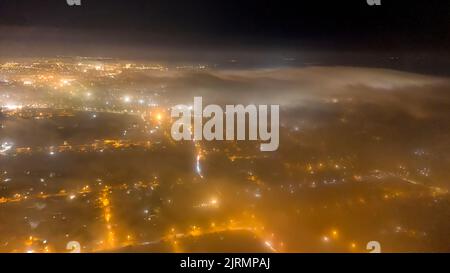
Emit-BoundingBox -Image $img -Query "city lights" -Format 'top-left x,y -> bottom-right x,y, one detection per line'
0,57 -> 448,254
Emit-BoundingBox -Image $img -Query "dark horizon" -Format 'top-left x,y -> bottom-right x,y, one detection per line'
0,0 -> 449,52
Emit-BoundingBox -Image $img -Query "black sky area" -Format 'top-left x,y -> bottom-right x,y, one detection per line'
1,0 -> 449,49
0,0 -> 449,75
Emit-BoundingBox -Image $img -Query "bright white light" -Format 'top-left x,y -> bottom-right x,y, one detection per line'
264,241 -> 276,251
3,104 -> 22,110
60,79 -> 72,86
123,96 -> 131,103
0,142 -> 13,154
196,154 -> 203,178
210,198 -> 218,205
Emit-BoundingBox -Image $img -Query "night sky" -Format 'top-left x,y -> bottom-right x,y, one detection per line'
0,0 -> 449,49
0,0 -> 449,74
